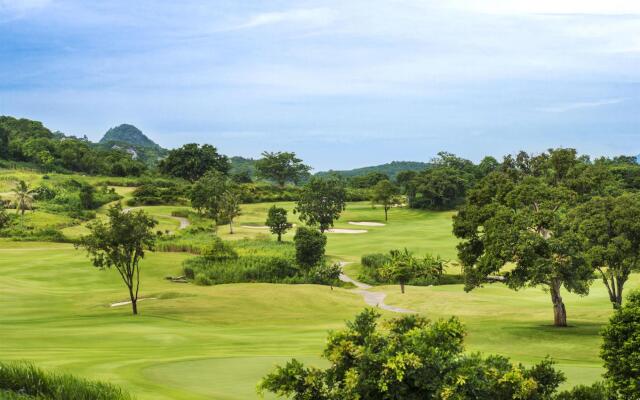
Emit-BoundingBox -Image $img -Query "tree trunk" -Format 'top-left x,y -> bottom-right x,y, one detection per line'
277,232 -> 282,242
550,279 -> 567,327
128,287 -> 138,315
400,282 -> 405,294
384,206 -> 388,221
229,221 -> 234,234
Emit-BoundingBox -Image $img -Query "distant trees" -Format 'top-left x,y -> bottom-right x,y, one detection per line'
260,309 -> 566,399
266,205 -> 292,242
349,172 -> 389,189
601,290 -> 640,399
454,149 -> 598,327
370,180 -> 400,221
571,194 -> 640,309
295,176 -> 346,233
159,143 -> 230,182
294,227 -> 326,269
255,151 -> 311,187
77,205 -> 157,315
0,126 -> 9,159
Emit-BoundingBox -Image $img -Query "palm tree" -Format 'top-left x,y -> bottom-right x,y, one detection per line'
12,180 -> 34,228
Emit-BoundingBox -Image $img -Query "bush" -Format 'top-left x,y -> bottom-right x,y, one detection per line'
0,361 -> 132,400
127,181 -> 187,206
360,251 -> 452,286
184,255 -> 299,285
294,227 -> 326,269
554,382 -> 612,400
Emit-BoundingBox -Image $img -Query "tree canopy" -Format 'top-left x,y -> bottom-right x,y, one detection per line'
255,151 -> 311,187
159,143 -> 230,182
294,176 -> 346,233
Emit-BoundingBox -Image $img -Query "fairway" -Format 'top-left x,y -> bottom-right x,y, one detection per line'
1,201 -> 636,398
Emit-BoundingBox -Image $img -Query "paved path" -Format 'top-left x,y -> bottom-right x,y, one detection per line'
124,208 -> 190,231
338,262 -> 415,314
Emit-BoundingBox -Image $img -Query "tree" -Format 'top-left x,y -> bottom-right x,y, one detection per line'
294,227 -> 326,269
79,184 -> 95,210
601,290 -> 640,399
380,249 -> 443,293
265,205 -> 292,242
259,309 -> 565,399
396,170 -> 418,207
12,180 -> 34,227
571,194 -> 640,309
0,126 -> 8,158
349,172 -> 389,189
255,151 -> 311,187
454,149 -> 597,327
294,176 -> 346,233
159,143 -> 230,182
413,166 -> 468,209
370,180 -> 400,221
0,200 -> 10,230
219,183 -> 242,234
77,204 -> 157,315
188,170 -> 228,221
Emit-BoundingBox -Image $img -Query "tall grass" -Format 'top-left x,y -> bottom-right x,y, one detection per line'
0,361 -> 132,400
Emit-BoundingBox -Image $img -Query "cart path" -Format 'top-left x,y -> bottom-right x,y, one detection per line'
338,262 -> 415,314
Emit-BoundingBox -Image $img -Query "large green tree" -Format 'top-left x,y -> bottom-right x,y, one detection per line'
188,170 -> 228,221
255,151 -> 311,187
571,194 -> 640,309
77,204 -> 157,315
219,182 -> 242,234
453,149 -> 597,327
601,290 -> 640,399
370,180 -> 400,221
159,143 -> 230,182
259,309 -> 565,399
294,176 -> 346,233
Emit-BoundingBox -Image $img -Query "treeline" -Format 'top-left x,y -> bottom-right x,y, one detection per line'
0,117 -> 146,176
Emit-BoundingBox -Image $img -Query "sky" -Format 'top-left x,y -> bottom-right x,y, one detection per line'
1,0 -> 639,171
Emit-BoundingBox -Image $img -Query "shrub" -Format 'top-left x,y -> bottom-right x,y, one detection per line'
294,227 -> 326,269
127,181 -> 187,206
554,382 -> 612,400
0,361 -> 132,400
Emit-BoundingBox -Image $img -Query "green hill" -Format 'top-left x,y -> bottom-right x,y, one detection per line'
316,161 -> 429,180
99,124 -> 161,149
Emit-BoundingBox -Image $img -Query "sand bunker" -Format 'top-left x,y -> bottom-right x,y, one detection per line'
349,221 -> 386,227
110,298 -> 156,307
326,228 -> 368,234
241,225 -> 269,229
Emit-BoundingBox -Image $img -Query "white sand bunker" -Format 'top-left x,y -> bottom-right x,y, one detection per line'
110,298 -> 156,307
349,221 -> 386,227
326,228 -> 368,234
241,225 -> 269,229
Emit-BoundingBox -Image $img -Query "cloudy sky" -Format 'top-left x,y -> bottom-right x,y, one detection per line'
1,0 -> 639,170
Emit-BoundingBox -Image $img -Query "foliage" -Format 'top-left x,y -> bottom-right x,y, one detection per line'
453,149 -> 601,327
255,151 -> 311,187
76,204 -> 157,315
0,201 -> 9,230
0,361 -> 132,400
601,290 -> 640,399
259,310 -> 565,399
554,382 -> 612,400
100,124 -> 161,149
380,249 -> 444,293
188,170 -> 228,220
219,182 -> 243,233
295,175 -> 347,232
127,180 -> 187,206
349,172 -> 389,189
570,194 -> 640,308
78,184 -> 95,210
159,143 -> 230,181
370,180 -> 401,221
294,227 -> 327,269
265,205 -> 292,241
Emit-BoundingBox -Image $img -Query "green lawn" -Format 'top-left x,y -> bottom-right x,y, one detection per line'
1,199 -> 635,398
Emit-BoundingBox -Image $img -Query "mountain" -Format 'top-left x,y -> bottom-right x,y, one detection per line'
99,124 -> 167,165
99,124 -> 161,149
316,161 -> 429,180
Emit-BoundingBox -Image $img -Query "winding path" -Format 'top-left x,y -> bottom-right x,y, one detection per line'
124,208 -> 190,231
338,262 -> 415,314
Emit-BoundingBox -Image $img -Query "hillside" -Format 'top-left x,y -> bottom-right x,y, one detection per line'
99,124 -> 161,149
316,161 -> 429,180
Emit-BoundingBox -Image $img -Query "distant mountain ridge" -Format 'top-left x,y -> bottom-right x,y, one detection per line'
316,161 -> 429,179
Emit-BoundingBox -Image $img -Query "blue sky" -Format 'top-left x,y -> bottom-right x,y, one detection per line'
1,0 -> 639,170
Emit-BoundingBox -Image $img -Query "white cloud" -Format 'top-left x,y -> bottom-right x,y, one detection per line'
537,98 -> 624,113
233,8 -> 334,30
